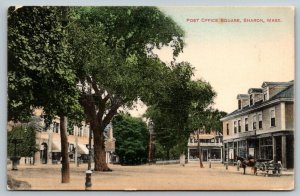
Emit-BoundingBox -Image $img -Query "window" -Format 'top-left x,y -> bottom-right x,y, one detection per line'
263,93 -> 267,101
53,122 -> 59,133
259,137 -> 273,160
234,121 -> 237,133
258,114 -> 263,129
226,123 -> 229,135
245,118 -> 248,131
238,120 -> 241,132
79,127 -> 82,137
250,95 -> 253,106
253,115 -> 257,130
238,100 -> 241,110
270,109 -> 276,127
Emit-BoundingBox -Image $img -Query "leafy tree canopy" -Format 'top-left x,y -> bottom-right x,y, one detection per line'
144,62 -> 216,159
68,6 -> 185,130
8,6 -> 84,124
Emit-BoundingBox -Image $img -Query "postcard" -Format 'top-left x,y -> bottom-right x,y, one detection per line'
7,6 -> 294,190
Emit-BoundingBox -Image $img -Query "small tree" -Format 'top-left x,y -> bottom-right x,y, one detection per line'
8,125 -> 37,158
113,115 -> 148,165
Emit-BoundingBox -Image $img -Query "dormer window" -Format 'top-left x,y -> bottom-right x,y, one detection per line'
238,100 -> 241,110
263,93 -> 267,101
250,95 -> 253,106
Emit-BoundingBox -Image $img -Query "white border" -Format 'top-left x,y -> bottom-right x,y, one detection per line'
0,1 -> 298,196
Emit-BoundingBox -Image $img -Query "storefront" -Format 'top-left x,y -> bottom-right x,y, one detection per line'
224,132 -> 293,169
188,147 -> 222,162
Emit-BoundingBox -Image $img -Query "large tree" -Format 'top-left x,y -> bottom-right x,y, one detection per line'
8,6 -> 83,183
68,7 -> 185,171
144,62 -> 216,160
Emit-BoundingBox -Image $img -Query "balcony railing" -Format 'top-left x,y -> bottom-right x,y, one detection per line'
188,142 -> 223,147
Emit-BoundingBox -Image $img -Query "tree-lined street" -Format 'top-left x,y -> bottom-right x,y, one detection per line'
7,6 -> 294,191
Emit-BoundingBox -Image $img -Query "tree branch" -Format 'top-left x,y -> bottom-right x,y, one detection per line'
79,94 -> 97,123
101,101 -> 123,130
86,76 -> 101,99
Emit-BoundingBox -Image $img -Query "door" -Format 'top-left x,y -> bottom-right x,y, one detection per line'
203,149 -> 208,161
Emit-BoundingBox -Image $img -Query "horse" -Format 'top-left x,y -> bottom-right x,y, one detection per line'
236,156 -> 257,175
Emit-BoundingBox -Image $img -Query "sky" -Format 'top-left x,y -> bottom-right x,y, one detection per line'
147,6 -> 294,114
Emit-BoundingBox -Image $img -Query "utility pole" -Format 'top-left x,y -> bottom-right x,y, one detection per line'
85,83 -> 92,190
148,120 -> 154,164
75,126 -> 78,167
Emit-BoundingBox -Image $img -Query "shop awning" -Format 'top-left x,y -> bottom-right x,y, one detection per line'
52,141 -> 61,152
77,144 -> 89,155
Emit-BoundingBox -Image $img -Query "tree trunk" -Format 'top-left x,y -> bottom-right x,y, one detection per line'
197,130 -> 204,168
166,149 -> 170,160
93,126 -> 111,171
60,116 -> 70,183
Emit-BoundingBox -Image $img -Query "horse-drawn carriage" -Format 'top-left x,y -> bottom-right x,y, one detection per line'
236,156 -> 282,177
254,159 -> 282,177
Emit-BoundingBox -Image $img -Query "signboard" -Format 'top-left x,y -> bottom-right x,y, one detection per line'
105,139 -> 115,152
249,148 -> 255,156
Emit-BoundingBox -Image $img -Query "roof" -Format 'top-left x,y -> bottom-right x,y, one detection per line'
221,82 -> 294,121
271,84 -> 294,100
237,94 -> 249,99
248,88 -> 263,94
262,81 -> 293,88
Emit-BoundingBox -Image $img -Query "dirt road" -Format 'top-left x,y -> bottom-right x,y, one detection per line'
7,162 -> 294,190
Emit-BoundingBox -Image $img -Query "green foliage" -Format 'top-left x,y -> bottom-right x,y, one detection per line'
112,115 -> 148,165
68,7 -> 185,131
145,62 -> 216,159
7,125 -> 37,157
8,6 -> 84,123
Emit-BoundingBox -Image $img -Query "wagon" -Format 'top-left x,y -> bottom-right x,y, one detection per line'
254,159 -> 282,177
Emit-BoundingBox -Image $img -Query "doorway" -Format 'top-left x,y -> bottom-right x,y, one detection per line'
40,143 -> 48,164
203,149 -> 208,161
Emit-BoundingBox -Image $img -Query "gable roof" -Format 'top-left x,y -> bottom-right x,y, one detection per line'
237,94 -> 249,99
248,88 -> 263,94
270,84 -> 294,100
262,81 -> 293,88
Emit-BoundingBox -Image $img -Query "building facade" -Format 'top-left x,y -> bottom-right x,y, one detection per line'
187,130 -> 223,162
221,81 -> 294,169
28,111 -> 116,165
